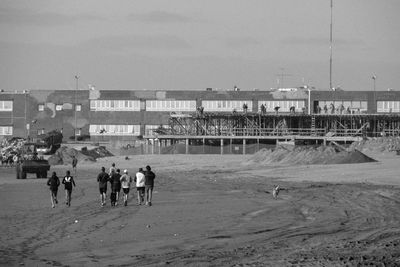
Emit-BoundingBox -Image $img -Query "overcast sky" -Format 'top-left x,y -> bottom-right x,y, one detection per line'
1,0 -> 399,91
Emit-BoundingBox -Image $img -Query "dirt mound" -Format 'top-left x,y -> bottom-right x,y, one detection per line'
246,146 -> 377,165
349,137 -> 400,154
48,146 -> 113,165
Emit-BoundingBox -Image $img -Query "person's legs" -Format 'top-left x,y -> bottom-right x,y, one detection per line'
148,187 -> 153,206
54,190 -> 58,204
103,188 -> 107,205
50,191 -> 55,208
67,190 -> 72,206
137,189 -> 141,204
65,190 -> 69,205
115,188 -> 120,205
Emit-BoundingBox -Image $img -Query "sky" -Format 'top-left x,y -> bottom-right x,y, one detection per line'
0,0 -> 399,91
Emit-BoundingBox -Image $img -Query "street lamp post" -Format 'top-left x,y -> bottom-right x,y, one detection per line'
74,75 -> 79,142
307,87 -> 311,115
372,75 -> 377,136
372,75 -> 377,112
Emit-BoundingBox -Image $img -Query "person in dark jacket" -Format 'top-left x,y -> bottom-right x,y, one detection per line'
62,170 -> 76,207
97,166 -> 110,207
144,165 -> 156,206
47,171 -> 60,208
110,169 -> 122,206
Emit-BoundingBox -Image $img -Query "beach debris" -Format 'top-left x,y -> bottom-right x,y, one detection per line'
272,185 -> 280,199
74,219 -> 79,223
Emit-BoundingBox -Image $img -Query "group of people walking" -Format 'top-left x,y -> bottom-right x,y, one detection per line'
46,170 -> 76,208
98,163 -> 156,207
46,162 -> 156,208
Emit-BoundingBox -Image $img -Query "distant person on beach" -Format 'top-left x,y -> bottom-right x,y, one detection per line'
72,156 -> 78,174
120,169 -> 133,206
135,168 -> 145,205
62,170 -> 76,207
97,166 -> 110,207
109,163 -> 116,176
110,168 -> 122,206
144,165 -> 156,206
47,171 -> 60,208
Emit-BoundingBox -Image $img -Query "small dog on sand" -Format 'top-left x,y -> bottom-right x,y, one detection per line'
272,185 -> 280,199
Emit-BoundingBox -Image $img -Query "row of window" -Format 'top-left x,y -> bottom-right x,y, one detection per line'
258,101 -> 305,112
146,100 -> 196,111
0,101 -> 13,111
4,99 -> 400,114
89,124 -> 141,136
318,101 -> 368,111
377,101 -> 400,112
202,100 -> 252,112
90,100 -> 141,111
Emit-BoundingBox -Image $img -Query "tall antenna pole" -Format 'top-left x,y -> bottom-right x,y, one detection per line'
329,0 -> 333,90
74,75 -> 79,142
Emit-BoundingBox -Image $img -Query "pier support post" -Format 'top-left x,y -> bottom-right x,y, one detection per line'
243,139 -> 246,155
186,138 -> 189,154
202,138 -> 205,154
220,139 -> 224,155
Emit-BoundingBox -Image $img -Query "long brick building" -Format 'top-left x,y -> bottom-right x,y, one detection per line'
1,88 -> 400,142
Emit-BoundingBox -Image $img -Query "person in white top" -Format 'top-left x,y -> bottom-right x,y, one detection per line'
120,169 -> 132,206
135,168 -> 145,205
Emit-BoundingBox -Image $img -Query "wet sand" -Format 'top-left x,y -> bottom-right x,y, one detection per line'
1,153 -> 400,266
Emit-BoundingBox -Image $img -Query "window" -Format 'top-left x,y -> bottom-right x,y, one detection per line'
202,100 -> 252,112
258,100 -> 305,112
75,104 -> 82,111
38,104 -> 45,111
145,125 -> 170,136
89,100 -> 140,111
37,129 -> 45,135
0,101 -> 13,111
89,124 -> 141,136
145,100 -> 196,112
56,105 -> 63,111
0,126 -> 13,135
377,101 -> 400,113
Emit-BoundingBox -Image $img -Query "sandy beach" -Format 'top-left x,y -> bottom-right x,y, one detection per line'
1,150 -> 400,266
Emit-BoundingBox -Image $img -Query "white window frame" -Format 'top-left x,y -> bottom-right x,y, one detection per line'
0,126 -> 13,135
90,100 -> 140,111
89,124 -> 141,136
145,100 -> 196,112
0,101 -> 13,111
377,101 -> 400,113
38,104 -> 45,111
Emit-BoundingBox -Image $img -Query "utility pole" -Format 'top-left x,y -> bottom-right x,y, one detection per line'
372,75 -> 377,135
329,0 -> 333,90
74,75 -> 79,142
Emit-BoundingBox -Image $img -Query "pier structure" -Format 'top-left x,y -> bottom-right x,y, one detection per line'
143,112 -> 400,154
